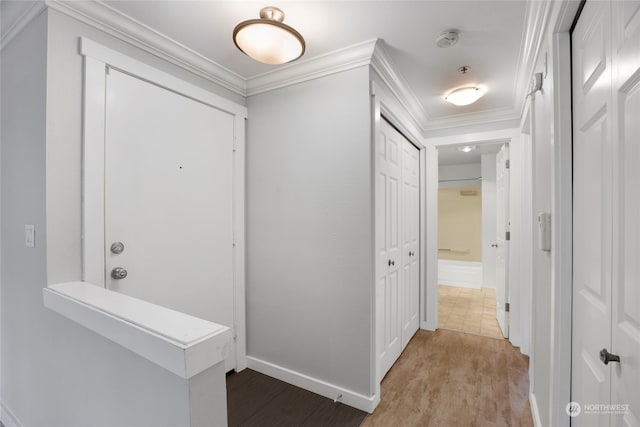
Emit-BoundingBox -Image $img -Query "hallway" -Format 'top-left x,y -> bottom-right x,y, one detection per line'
438,285 -> 504,339
362,330 -> 531,427
227,329 -> 531,426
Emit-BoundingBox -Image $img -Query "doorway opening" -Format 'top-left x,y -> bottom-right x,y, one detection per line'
436,142 -> 508,340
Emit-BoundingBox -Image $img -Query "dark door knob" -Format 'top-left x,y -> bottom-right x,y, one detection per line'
491,243 -> 498,248
600,348 -> 620,365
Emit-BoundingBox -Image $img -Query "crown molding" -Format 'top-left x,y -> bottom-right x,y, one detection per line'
246,39 -> 377,96
512,0 -> 554,117
3,0 -> 537,136
423,106 -> 520,132
0,0 -> 47,51
370,40 -> 428,132
44,0 -> 247,96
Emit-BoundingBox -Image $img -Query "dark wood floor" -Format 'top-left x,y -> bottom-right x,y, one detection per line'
226,369 -> 367,427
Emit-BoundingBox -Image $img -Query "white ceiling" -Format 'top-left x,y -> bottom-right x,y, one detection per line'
437,141 -> 504,165
1,0 -> 532,132
100,0 -> 529,130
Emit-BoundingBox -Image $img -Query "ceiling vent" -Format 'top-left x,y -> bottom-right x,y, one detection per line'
436,30 -> 459,48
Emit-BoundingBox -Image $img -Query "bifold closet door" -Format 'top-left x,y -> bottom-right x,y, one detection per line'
401,140 -> 420,349
377,118 -> 421,380
376,119 -> 403,380
104,68 -> 236,371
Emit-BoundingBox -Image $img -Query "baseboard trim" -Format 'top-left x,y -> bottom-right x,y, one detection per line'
1,400 -> 22,427
246,356 -> 378,413
529,391 -> 542,427
438,260 -> 483,288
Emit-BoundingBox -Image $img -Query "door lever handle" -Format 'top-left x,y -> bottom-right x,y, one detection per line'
600,348 -> 620,365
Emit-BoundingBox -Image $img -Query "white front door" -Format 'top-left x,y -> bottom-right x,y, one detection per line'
572,1 -> 640,425
104,68 -> 236,371
376,119 -> 403,380
495,144 -> 510,338
401,140 -> 420,349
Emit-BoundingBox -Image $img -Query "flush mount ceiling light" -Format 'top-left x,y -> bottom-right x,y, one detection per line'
444,86 -> 486,106
233,6 -> 305,65
458,145 -> 477,153
443,65 -> 487,106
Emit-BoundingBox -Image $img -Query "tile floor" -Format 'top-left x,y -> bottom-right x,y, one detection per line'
438,285 -> 504,340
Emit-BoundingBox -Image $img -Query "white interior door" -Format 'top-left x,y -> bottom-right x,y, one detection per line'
572,2 -> 640,424
104,68 -> 236,371
611,1 -> 640,425
495,144 -> 509,338
401,140 -> 420,349
572,3 -> 613,424
376,119 -> 402,380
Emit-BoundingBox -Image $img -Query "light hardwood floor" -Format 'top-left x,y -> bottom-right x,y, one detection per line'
362,329 -> 532,427
438,285 -> 504,339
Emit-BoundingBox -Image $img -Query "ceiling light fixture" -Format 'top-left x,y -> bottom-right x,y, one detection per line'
444,86 -> 486,106
233,6 -> 305,65
458,145 -> 476,153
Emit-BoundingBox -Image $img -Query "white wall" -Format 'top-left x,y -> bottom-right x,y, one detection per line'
438,163 -> 481,188
246,66 -> 373,398
530,54 -> 553,423
1,9 -> 246,426
526,2 -> 577,425
44,9 -> 245,285
0,11 -> 202,427
481,154 -> 497,288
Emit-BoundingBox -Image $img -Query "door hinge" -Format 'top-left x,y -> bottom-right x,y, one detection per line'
233,325 -> 238,341
505,159 -> 510,169
505,303 -> 510,312
370,80 -> 376,96
505,231 -> 511,241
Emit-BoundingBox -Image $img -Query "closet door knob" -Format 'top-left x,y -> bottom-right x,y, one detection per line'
388,259 -> 392,266
600,348 -> 620,365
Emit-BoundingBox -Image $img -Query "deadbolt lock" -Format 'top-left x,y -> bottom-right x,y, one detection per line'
111,242 -> 125,254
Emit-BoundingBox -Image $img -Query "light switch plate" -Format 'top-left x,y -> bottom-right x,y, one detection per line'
25,225 -> 35,248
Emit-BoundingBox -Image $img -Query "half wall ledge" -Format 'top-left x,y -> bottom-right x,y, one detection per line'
43,281 -> 232,379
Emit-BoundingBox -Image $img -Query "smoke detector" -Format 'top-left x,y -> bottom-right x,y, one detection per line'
436,30 -> 459,48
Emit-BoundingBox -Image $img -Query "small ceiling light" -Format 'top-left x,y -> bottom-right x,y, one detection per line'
233,6 -> 305,65
458,145 -> 476,153
436,30 -> 459,48
444,87 -> 486,106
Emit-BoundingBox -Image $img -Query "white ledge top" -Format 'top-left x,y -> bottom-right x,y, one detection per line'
47,281 -> 225,346
44,281 -> 231,378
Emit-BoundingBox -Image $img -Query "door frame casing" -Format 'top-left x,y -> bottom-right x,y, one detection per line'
79,37 -> 248,371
